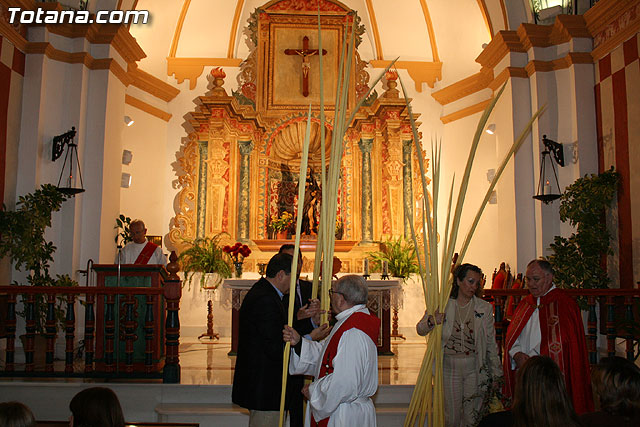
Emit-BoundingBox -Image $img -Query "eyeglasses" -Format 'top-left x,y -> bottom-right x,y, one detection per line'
329,289 -> 343,297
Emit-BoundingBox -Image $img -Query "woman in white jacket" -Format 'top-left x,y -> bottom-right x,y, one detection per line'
416,263 -> 502,427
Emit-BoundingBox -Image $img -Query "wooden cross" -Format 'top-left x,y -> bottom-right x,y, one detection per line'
284,36 -> 327,97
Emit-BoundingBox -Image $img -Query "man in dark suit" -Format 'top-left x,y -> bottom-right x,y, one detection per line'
278,244 -> 323,427
232,252 -> 294,426
278,244 -> 319,336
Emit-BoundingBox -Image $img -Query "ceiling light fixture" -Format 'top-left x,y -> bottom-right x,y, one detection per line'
485,124 -> 496,135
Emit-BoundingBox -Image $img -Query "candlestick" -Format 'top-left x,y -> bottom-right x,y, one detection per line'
382,260 -> 388,275
364,258 -> 369,276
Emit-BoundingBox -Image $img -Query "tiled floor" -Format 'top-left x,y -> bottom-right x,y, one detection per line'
179,335 -> 428,385
0,333 -> 430,385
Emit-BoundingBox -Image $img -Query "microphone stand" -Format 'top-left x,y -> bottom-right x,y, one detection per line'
116,244 -> 122,373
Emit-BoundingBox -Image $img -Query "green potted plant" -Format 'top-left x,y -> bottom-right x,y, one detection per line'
368,236 -> 420,280
0,184 -> 79,363
178,232 -> 233,290
548,167 -> 620,292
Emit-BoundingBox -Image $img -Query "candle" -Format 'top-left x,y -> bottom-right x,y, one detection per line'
544,179 -> 551,194
364,259 -> 369,275
382,260 -> 388,276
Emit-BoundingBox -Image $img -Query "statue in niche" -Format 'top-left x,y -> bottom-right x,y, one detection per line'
301,167 -> 321,236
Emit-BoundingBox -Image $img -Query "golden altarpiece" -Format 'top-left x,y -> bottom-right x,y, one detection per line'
169,0 -> 430,273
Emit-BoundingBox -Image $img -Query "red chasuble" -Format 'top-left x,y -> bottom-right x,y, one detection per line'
134,241 -> 159,264
310,311 -> 380,427
503,288 -> 594,414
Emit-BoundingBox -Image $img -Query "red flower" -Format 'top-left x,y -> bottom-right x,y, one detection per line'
226,242 -> 251,263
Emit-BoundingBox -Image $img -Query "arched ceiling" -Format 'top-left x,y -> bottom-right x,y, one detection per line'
122,0 -> 528,90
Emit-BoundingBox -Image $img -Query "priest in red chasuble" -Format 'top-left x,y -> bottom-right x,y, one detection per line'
283,275 -> 380,427
116,219 -> 165,265
503,259 -> 593,414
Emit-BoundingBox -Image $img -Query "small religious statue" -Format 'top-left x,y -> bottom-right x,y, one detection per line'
301,167 -> 321,236
284,36 -> 327,97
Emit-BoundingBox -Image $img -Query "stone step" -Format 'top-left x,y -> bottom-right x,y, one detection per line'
155,386 -> 413,427
156,402 -> 410,427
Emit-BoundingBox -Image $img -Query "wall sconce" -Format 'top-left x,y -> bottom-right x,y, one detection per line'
124,116 -> 135,127
52,127 -> 84,196
121,173 -> 132,188
485,124 -> 496,135
533,135 -> 565,204
122,149 -> 133,165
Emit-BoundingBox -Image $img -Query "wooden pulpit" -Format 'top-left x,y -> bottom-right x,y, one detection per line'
92,264 -> 167,372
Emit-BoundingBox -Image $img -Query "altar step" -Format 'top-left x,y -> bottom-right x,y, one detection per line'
0,383 -> 414,427
155,384 -> 412,426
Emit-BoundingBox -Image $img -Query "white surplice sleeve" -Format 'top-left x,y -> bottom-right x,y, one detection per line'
289,338 -> 324,376
307,328 -> 378,421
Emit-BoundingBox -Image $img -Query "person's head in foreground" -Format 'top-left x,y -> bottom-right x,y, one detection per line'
69,387 -> 125,427
591,356 -> 640,418
512,355 -> 580,427
0,401 -> 36,427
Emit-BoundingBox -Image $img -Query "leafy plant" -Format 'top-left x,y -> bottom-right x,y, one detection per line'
114,214 -> 132,246
178,232 -> 232,289
368,236 -> 420,280
548,167 -> 620,290
0,184 -> 79,333
0,184 -> 66,283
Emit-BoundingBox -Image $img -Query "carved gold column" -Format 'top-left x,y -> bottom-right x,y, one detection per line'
237,140 -> 253,241
205,122 -> 229,235
359,138 -> 374,243
384,125 -> 403,236
402,139 -> 414,238
197,141 -> 208,238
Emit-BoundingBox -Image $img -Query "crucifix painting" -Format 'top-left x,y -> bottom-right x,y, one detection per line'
284,36 -> 328,97
266,24 -> 343,109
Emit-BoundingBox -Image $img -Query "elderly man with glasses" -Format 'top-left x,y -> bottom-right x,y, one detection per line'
283,275 -> 380,426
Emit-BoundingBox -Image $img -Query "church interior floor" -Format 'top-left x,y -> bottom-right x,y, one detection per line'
179,335 -> 426,385
0,334 -> 428,385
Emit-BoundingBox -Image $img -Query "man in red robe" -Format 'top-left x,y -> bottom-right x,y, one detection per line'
503,259 -> 593,414
492,262 -> 507,289
117,219 -> 164,265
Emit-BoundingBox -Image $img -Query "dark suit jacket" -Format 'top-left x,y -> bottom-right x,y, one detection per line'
291,279 -> 315,336
232,277 -> 291,410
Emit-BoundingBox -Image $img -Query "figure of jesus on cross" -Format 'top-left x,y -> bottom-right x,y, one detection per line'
284,36 -> 327,97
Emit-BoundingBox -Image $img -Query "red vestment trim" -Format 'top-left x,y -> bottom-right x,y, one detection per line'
310,311 -> 380,427
503,288 -> 594,414
134,241 -> 158,264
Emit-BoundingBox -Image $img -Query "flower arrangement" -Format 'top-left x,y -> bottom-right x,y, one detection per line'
270,211 -> 294,232
223,242 -> 252,264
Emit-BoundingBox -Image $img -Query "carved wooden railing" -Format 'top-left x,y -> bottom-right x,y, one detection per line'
483,288 -> 640,364
0,254 -> 182,383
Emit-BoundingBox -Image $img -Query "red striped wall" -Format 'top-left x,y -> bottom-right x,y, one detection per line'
594,32 -> 640,289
